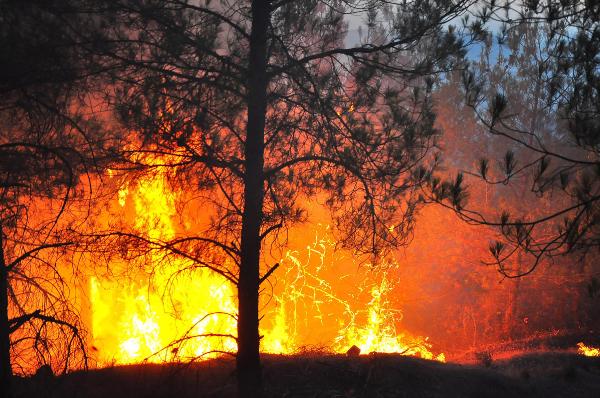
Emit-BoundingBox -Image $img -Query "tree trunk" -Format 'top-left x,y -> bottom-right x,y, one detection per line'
0,226 -> 12,398
237,0 -> 269,396
0,269 -> 10,398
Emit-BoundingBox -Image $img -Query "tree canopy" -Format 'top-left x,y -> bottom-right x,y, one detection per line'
79,0 -> 476,394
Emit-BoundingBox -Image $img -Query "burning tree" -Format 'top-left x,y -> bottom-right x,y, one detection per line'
82,0 -> 477,394
0,2 -> 114,397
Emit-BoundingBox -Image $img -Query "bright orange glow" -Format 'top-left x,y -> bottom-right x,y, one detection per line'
577,342 -> 600,357
334,275 -> 445,361
263,235 -> 444,360
91,161 -> 238,364
90,157 -> 443,365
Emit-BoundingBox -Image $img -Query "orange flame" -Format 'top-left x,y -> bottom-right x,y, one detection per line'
334,275 -> 445,361
577,342 -> 600,357
90,159 -> 444,364
91,163 -> 237,364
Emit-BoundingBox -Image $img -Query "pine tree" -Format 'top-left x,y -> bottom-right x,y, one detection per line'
88,1 -> 475,395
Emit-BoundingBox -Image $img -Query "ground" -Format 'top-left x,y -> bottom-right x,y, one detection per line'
12,351 -> 600,397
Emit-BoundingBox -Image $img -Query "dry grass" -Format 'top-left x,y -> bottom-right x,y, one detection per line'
12,351 -> 600,398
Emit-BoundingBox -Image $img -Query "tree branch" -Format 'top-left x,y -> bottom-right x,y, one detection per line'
6,242 -> 74,272
259,263 -> 279,285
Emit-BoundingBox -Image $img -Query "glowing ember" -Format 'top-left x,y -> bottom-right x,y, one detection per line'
334,275 -> 445,361
577,342 -> 600,357
261,227 -> 444,361
90,160 -> 443,365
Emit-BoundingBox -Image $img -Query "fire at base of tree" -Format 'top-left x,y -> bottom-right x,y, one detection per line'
1,0 -> 600,397
88,163 -> 445,365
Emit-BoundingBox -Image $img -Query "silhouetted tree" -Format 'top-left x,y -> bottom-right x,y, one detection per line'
85,0 -> 478,395
0,2 -> 113,397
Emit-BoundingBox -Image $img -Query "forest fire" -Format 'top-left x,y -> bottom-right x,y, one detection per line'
89,162 -> 443,365
3,1 -> 600,397
91,160 -> 239,364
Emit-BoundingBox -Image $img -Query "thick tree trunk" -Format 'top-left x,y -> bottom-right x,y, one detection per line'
237,1 -> 269,397
0,227 -> 12,398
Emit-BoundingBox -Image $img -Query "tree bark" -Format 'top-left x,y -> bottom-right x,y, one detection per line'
237,0 -> 269,396
0,225 -> 12,398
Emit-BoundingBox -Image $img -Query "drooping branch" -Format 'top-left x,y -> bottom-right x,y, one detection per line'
0,142 -> 77,238
9,310 -> 88,371
140,310 -> 238,363
8,310 -> 41,334
85,231 -> 239,284
6,242 -> 74,272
